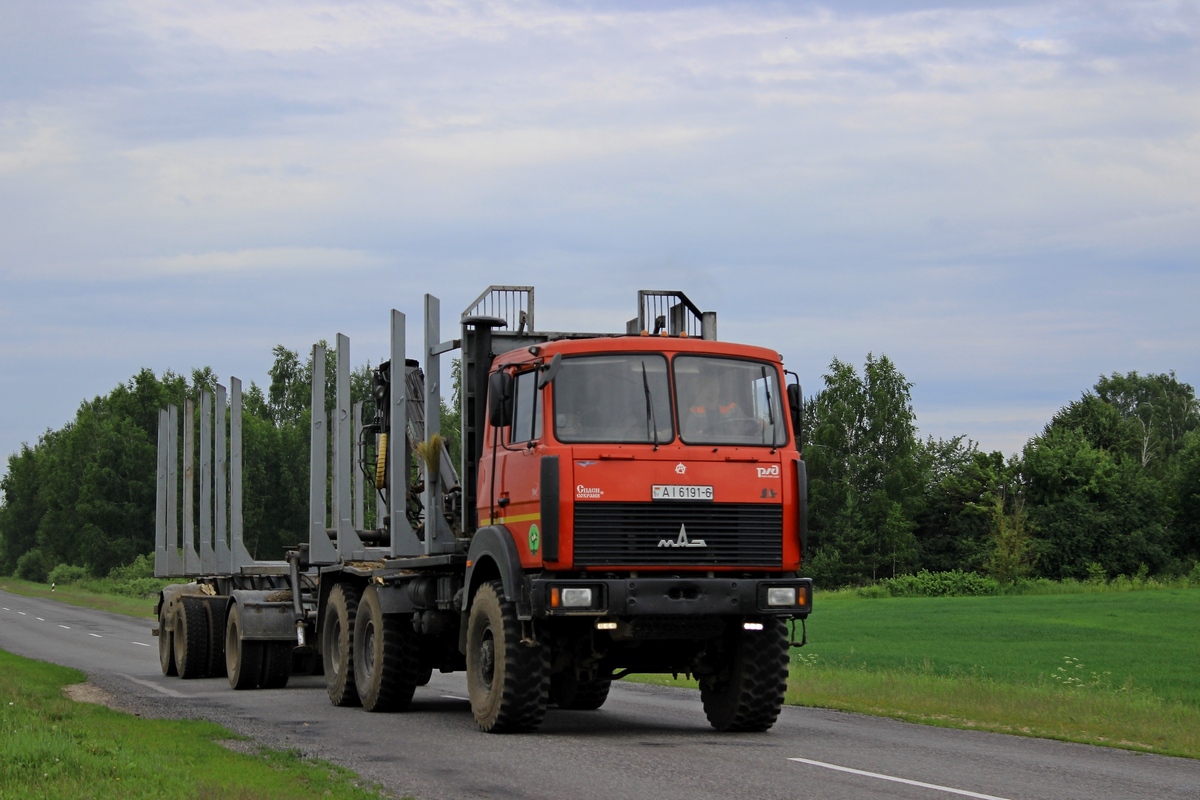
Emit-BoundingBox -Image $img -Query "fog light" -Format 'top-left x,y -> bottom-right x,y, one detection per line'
561,588 -> 594,608
767,587 -> 797,607
596,620 -> 617,630
743,621 -> 764,631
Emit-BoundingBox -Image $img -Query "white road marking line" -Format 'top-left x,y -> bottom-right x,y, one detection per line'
120,674 -> 186,697
441,694 -> 469,701
131,641 -> 151,647
18,611 -> 26,615
36,617 -> 45,621
59,625 -> 70,629
788,758 -> 1013,800
90,633 -> 103,638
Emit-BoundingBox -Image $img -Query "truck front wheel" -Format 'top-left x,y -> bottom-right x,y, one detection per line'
465,580 -> 549,732
700,617 -> 790,732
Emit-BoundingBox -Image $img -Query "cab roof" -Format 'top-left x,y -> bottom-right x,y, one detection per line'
492,334 -> 783,367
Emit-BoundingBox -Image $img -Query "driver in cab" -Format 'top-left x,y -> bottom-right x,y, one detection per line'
683,378 -> 743,439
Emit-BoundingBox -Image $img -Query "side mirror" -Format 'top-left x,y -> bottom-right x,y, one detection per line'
488,371 -> 514,427
538,353 -> 563,389
786,383 -> 802,440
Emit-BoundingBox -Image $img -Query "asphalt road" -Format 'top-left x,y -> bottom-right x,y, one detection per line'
3,589 -> 1198,800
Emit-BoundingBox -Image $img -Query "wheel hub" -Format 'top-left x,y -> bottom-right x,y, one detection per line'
479,634 -> 496,688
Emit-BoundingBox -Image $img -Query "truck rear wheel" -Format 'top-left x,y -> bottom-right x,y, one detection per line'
206,600 -> 228,679
550,671 -> 612,711
226,602 -> 264,690
173,596 -> 210,679
158,606 -> 177,677
322,583 -> 361,706
466,580 -> 549,732
354,586 -> 420,711
260,642 -> 293,689
700,617 -> 790,732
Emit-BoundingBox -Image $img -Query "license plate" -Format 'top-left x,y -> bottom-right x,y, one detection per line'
652,484 -> 714,501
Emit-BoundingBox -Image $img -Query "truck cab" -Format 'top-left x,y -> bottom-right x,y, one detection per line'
461,317 -> 812,731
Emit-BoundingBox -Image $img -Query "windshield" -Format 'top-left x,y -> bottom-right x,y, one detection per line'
553,354 -> 674,443
675,355 -> 787,446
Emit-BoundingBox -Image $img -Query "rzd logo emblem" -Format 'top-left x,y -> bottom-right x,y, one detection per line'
658,524 -> 707,548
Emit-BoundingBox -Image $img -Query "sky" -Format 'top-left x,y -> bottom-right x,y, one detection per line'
2,0 -> 1198,479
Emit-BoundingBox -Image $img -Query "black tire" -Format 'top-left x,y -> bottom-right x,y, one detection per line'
206,600 -> 229,679
700,617 -> 790,732
226,602 -> 265,690
550,671 -> 612,711
294,648 -> 324,676
354,586 -> 420,711
158,606 -> 177,677
465,580 -> 549,732
173,596 -> 210,679
415,664 -> 433,687
260,642 -> 293,689
322,583 -> 361,707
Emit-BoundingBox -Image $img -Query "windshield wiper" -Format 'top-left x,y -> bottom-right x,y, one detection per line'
762,365 -> 775,448
642,361 -> 659,451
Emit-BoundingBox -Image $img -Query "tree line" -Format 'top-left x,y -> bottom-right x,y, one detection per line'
803,356 -> 1200,586
1,346 -> 1197,587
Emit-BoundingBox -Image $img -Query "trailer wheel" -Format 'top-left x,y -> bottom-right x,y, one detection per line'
322,583 -> 361,706
354,586 -> 419,711
206,600 -> 229,679
158,606 -> 177,677
465,580 -> 549,732
173,596 -> 210,679
550,671 -> 612,711
260,642 -> 293,689
226,602 -> 265,690
700,617 -> 790,732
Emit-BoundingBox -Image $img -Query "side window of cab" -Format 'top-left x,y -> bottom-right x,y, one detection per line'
511,369 -> 543,443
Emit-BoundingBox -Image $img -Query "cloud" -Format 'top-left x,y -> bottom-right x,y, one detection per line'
1,0 -> 1198,472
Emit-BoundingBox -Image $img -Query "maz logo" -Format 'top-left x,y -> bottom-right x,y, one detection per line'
658,524 -> 707,548
757,465 -> 781,478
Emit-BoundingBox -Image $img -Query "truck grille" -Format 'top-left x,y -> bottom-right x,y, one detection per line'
572,502 -> 782,567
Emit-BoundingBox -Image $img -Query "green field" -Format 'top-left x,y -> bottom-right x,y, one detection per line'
782,589 -> 1200,758
806,589 -> 1200,705
642,587 -> 1200,758
0,649 -> 392,800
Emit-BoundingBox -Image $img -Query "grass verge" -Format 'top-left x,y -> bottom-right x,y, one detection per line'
0,648 -> 393,800
785,663 -> 1200,759
0,578 -> 156,618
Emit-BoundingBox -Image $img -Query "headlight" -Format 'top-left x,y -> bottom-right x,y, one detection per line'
561,587 -> 593,608
767,587 -> 797,607
549,586 -> 597,609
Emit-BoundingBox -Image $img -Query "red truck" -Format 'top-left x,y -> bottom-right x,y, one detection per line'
154,286 -> 812,733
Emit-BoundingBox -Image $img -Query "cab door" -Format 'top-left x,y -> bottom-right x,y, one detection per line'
490,367 -> 545,566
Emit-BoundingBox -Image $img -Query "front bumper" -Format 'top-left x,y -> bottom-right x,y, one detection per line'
530,576 -> 812,618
